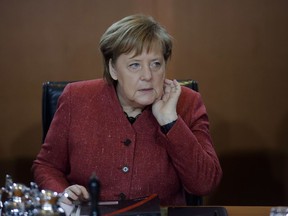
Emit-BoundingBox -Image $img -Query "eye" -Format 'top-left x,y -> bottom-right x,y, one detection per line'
128,62 -> 141,71
150,61 -> 162,70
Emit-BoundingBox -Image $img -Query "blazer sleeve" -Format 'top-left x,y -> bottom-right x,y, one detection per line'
32,84 -> 72,193
157,88 -> 222,195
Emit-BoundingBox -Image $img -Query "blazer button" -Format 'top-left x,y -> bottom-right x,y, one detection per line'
119,192 -> 126,200
122,166 -> 129,173
122,139 -> 131,146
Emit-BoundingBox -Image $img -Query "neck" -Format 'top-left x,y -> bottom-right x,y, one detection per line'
123,107 -> 143,118
115,85 -> 144,117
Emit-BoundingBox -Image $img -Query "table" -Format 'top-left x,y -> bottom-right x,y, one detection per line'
225,206 -> 272,216
62,203 -> 274,216
160,206 -> 273,216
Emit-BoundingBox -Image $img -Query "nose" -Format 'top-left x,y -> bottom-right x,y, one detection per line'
141,65 -> 152,80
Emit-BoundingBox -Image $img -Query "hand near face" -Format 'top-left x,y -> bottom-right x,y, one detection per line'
152,79 -> 181,126
60,184 -> 89,205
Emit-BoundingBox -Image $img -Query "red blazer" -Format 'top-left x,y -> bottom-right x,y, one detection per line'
32,79 -> 222,205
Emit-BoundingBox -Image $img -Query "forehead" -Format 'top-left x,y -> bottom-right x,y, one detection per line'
117,49 -> 163,64
126,41 -> 164,59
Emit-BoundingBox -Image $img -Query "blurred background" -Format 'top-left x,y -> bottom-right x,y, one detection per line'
0,0 -> 287,206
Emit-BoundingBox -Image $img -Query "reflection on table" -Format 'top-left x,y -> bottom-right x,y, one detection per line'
61,203 -> 274,216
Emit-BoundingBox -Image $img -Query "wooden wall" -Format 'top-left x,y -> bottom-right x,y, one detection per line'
1,0 -> 287,205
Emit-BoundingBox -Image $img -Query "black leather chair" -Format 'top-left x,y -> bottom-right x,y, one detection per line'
42,81 -> 72,143
41,79 -> 203,205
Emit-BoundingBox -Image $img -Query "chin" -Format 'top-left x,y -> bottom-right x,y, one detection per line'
137,98 -> 156,106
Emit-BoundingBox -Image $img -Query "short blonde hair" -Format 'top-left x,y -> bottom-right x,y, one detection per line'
99,14 -> 173,85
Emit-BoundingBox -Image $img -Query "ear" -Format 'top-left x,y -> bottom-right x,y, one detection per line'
109,59 -> 118,80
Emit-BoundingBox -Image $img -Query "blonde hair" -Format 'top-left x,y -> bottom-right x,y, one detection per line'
99,14 -> 173,85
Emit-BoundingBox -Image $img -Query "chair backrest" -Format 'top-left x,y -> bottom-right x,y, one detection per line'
42,81 -> 72,143
41,79 -> 202,205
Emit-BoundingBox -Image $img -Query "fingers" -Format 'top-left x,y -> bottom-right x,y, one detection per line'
72,185 -> 89,200
164,79 -> 179,88
152,79 -> 180,125
163,79 -> 181,96
61,185 -> 89,205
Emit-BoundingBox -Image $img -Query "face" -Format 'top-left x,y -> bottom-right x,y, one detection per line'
109,44 -> 166,110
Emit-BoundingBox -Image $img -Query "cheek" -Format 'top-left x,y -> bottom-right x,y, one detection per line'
154,81 -> 164,97
123,81 -> 138,97
157,73 -> 165,89
157,86 -> 164,96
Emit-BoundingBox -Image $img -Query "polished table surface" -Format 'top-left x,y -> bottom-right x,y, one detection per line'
62,203 -> 274,216
161,206 -> 273,216
223,206 -> 271,216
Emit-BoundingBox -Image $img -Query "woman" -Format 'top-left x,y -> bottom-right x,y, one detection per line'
32,14 -> 222,206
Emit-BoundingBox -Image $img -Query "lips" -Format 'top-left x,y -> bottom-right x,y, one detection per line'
139,88 -> 153,92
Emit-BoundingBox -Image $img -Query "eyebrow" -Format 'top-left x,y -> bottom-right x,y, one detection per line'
128,55 -> 163,61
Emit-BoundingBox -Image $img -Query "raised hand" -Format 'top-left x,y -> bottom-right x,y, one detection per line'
152,79 -> 181,126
